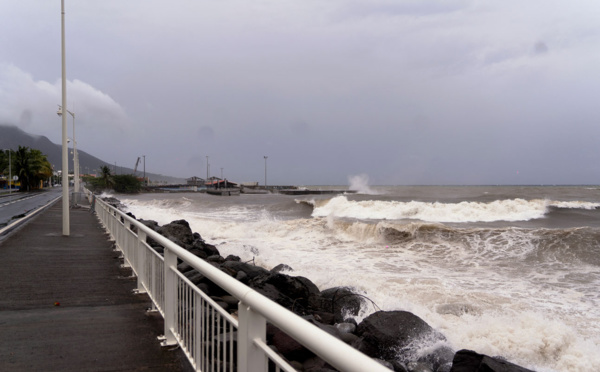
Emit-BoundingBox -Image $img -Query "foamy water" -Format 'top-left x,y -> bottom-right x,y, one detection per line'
310,195 -> 600,223
120,186 -> 600,372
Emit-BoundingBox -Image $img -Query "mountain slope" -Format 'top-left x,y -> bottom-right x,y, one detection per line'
0,124 -> 183,183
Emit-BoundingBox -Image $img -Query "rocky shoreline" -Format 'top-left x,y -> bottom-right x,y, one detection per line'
103,196 -> 535,372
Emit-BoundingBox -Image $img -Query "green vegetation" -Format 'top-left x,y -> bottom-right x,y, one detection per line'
0,150 -> 10,176
99,165 -> 114,189
112,174 -> 142,193
1,146 -> 53,191
85,166 -> 141,193
0,149 -> 11,190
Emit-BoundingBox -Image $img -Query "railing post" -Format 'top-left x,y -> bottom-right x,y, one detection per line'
238,302 -> 267,372
121,220 -> 131,268
134,230 -> 147,294
161,247 -> 178,346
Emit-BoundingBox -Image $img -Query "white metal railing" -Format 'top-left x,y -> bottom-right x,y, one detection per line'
86,189 -> 389,372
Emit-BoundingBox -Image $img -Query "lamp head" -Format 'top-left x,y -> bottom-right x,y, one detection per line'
57,105 -> 63,116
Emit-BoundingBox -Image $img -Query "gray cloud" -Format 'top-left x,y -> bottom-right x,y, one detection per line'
1,0 -> 600,185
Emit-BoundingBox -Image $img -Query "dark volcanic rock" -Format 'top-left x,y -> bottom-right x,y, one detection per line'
418,345 -> 455,371
138,219 -> 162,248
158,219 -> 195,249
101,197 -> 124,209
267,324 -> 313,361
139,219 -> 160,231
192,240 -> 220,257
271,263 -> 294,273
319,287 -> 366,323
450,350 -> 535,372
355,310 -> 446,361
221,261 -> 269,283
249,273 -> 321,314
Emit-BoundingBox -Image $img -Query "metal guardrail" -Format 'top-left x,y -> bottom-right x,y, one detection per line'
86,189 -> 390,372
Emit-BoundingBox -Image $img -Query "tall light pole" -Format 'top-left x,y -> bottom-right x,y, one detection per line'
264,156 -> 268,188
59,0 -> 69,236
206,156 -> 209,183
58,105 -> 78,194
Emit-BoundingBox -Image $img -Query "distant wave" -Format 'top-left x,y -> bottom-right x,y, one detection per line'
324,218 -> 600,266
306,195 -> 600,223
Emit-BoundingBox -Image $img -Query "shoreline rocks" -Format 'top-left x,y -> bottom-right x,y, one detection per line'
104,197 -> 535,372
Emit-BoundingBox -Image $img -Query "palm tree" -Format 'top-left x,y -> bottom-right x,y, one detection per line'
99,165 -> 114,189
14,146 -> 33,191
30,149 -> 52,188
13,146 -> 53,191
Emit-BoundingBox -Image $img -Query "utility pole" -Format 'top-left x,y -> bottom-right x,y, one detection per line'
264,156 -> 268,188
60,0 -> 69,236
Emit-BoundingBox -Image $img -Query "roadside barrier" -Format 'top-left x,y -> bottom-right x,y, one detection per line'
87,189 -> 389,372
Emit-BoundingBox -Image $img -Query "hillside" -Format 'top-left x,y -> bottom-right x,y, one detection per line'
0,124 -> 184,183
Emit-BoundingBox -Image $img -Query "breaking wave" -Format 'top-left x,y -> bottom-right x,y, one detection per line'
304,195 -> 600,223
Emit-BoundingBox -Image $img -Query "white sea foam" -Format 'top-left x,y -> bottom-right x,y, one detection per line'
310,196 -> 600,222
120,195 -> 600,372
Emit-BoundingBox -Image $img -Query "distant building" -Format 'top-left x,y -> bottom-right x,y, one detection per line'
186,176 -> 205,186
205,177 -> 237,189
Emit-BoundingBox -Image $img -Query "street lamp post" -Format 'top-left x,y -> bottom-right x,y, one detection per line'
59,0 -> 69,236
58,105 -> 78,194
264,156 -> 268,189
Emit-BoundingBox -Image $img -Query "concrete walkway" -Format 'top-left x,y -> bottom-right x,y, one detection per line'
0,199 -> 191,371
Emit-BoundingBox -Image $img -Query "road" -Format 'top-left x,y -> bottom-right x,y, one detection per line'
0,187 -> 63,229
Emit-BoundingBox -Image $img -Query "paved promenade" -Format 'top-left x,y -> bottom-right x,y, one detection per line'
0,199 -> 191,371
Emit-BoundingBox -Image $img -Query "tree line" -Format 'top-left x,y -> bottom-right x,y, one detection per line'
1,148 -> 142,193
84,165 -> 142,193
1,146 -> 53,191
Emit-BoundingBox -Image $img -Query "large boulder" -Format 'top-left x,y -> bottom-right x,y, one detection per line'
418,345 -> 455,372
319,287 -> 366,323
221,261 -> 269,283
138,220 -> 163,249
450,350 -> 535,372
355,310 -> 446,361
158,219 -> 195,249
249,273 -> 321,315
192,240 -> 220,257
267,324 -> 314,362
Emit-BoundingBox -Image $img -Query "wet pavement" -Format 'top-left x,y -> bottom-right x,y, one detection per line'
0,199 -> 192,371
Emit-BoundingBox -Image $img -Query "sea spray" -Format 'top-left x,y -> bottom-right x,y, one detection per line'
348,174 -> 378,195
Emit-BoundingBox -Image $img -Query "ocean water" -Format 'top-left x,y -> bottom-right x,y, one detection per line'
118,184 -> 600,372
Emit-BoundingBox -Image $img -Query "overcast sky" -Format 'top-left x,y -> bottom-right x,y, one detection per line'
1,1 -> 599,185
